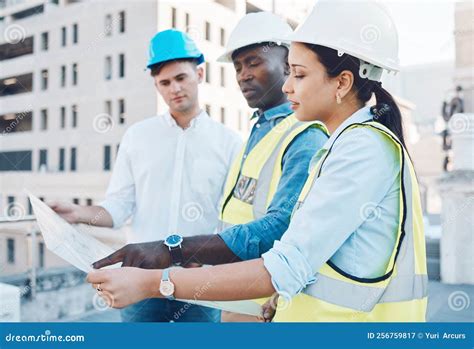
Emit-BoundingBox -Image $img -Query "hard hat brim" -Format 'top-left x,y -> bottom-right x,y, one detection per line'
276,34 -> 400,73
146,53 -> 205,69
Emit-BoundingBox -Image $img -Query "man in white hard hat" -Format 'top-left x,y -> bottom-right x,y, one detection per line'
92,12 -> 329,321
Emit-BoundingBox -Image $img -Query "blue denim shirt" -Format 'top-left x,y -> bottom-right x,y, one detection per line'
219,102 -> 329,260
262,106 -> 401,297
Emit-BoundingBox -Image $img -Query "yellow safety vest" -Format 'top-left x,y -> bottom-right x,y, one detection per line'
273,121 -> 428,322
218,114 -> 329,230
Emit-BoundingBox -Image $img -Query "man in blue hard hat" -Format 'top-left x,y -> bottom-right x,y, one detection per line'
50,29 -> 242,322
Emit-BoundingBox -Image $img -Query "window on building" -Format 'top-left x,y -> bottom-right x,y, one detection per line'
205,21 -> 211,41
72,63 -> 78,85
0,151 -> 32,171
7,196 -> 15,206
60,106 -> 66,129
86,198 -> 93,206
39,149 -> 47,170
39,242 -> 45,268
104,56 -> 112,80
105,100 -> 112,116
60,65 -> 66,87
70,147 -> 76,171
71,105 -> 77,128
220,66 -> 225,87
72,23 -> 78,44
185,13 -> 190,29
40,109 -> 48,130
171,7 -> 177,28
28,200 -> 33,215
105,14 -> 112,36
103,145 -> 111,171
205,62 -> 210,83
118,54 -> 125,78
41,32 -> 48,51
41,69 -> 48,90
205,104 -> 211,117
220,27 -> 225,47
220,107 -> 226,124
119,11 -> 125,33
61,26 -> 67,47
7,238 -> 15,264
72,198 -> 79,204
118,99 -> 125,124
59,148 -> 65,171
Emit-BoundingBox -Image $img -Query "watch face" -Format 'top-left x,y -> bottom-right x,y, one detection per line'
159,280 -> 175,297
165,234 -> 183,248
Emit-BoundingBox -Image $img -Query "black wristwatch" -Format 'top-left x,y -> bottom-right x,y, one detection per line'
164,234 -> 184,266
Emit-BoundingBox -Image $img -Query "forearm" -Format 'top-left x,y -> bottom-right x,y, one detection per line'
77,205 -> 113,227
150,259 -> 275,301
181,234 -> 241,265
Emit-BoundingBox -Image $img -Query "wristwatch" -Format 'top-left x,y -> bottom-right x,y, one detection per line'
164,234 -> 184,266
159,268 -> 175,300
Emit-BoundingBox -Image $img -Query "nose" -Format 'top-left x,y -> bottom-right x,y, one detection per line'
237,66 -> 253,85
282,75 -> 292,95
170,80 -> 182,94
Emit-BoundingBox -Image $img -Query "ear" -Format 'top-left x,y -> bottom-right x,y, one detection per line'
336,70 -> 354,99
196,66 -> 204,84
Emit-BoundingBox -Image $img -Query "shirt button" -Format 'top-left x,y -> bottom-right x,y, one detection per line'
255,124 -> 261,129
243,154 -> 247,159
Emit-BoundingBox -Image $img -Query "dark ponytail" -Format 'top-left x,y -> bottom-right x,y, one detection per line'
304,44 -> 406,147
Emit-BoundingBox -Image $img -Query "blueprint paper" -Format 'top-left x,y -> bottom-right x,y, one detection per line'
28,190 -> 262,316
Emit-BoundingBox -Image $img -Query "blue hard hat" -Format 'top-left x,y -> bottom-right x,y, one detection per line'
146,29 -> 205,69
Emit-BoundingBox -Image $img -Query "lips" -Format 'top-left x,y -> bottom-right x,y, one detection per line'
172,96 -> 185,102
288,99 -> 300,109
242,88 -> 257,98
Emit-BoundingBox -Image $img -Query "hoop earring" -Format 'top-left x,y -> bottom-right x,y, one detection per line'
336,93 -> 342,105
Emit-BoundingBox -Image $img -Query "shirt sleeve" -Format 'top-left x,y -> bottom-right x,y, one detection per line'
262,127 -> 400,297
98,129 -> 136,228
219,126 -> 329,260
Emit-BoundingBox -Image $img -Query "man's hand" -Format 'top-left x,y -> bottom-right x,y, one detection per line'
48,201 -> 82,224
261,294 -> 278,322
92,241 -> 171,270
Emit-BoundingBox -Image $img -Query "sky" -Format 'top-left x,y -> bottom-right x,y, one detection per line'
384,0 -> 455,66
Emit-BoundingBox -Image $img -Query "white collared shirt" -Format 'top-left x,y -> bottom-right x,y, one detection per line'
100,110 -> 242,243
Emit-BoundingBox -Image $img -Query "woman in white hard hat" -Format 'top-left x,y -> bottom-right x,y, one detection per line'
87,0 -> 427,322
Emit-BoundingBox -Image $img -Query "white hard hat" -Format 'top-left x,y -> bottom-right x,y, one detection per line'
217,12 -> 293,63
282,0 -> 400,81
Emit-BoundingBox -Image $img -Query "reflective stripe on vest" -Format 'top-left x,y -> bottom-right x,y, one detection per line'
218,114 -> 329,232
274,121 -> 428,322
